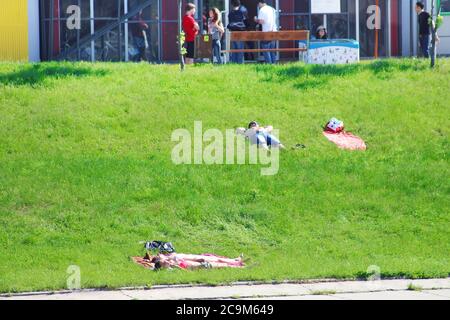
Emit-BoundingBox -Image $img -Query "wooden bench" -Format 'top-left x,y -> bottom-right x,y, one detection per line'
222,30 -> 310,56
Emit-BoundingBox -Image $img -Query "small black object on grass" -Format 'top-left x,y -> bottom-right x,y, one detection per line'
292,144 -> 306,150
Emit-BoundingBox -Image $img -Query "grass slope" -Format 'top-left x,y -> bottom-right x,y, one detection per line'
0,59 -> 449,293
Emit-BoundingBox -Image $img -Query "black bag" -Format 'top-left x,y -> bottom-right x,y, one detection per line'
227,21 -> 247,31
144,241 -> 176,254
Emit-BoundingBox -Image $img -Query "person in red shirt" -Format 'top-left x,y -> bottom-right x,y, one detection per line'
182,3 -> 199,64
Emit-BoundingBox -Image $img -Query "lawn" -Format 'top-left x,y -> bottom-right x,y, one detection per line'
0,59 -> 449,293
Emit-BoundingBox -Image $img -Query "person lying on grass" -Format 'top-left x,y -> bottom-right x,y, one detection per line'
140,252 -> 245,270
236,121 -> 285,150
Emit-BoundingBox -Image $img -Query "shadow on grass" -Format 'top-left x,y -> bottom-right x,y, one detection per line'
0,63 -> 108,87
257,59 -> 429,90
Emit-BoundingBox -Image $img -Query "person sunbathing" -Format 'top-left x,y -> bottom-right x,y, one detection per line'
168,253 -> 244,267
142,252 -> 245,270
236,121 -> 285,150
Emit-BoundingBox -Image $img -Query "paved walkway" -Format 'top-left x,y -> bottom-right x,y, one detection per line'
1,278 -> 449,300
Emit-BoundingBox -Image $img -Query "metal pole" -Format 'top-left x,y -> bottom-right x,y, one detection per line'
90,0 -> 95,62
224,0 -> 230,63
355,0 -> 360,43
49,0 -> 54,59
40,0 -> 47,60
124,0 -> 129,62
388,0 -> 392,57
77,0 -> 81,60
276,0 -> 280,61
158,0 -> 162,63
347,3 -> 350,39
178,0 -> 185,71
118,0 -> 122,61
375,0 -> 380,58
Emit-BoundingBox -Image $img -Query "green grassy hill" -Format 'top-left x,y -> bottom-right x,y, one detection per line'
0,59 -> 449,293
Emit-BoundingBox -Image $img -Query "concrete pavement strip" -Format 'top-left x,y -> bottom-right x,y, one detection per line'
1,278 -> 449,300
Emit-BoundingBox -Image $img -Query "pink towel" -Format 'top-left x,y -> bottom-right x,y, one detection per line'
323,131 -> 367,151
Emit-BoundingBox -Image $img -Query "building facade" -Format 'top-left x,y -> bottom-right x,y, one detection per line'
1,0 -> 449,62
0,0 -> 40,61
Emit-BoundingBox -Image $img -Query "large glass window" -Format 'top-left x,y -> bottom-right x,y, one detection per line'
440,0 -> 450,14
327,14 -> 349,39
280,0 -> 351,38
93,0 -> 123,62
358,0 -> 388,58
40,0 -> 91,61
277,0 -> 401,59
40,0 -> 163,62
127,0 -> 160,62
39,0 -> 403,62
279,0 -> 351,60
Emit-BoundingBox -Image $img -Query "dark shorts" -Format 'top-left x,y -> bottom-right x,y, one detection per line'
185,41 -> 195,59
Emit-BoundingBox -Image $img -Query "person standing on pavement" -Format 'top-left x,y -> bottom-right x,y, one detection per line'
183,3 -> 200,65
227,0 -> 248,64
208,8 -> 225,64
415,2 -> 431,58
254,1 -> 277,64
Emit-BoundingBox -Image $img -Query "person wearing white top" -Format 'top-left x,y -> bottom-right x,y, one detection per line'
256,2 -> 276,32
236,121 -> 284,150
254,1 -> 277,64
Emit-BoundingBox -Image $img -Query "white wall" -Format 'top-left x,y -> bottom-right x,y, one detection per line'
28,0 -> 40,62
438,16 -> 450,55
427,0 -> 450,55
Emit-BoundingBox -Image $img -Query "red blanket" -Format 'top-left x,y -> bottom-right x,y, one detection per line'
323,131 -> 366,151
